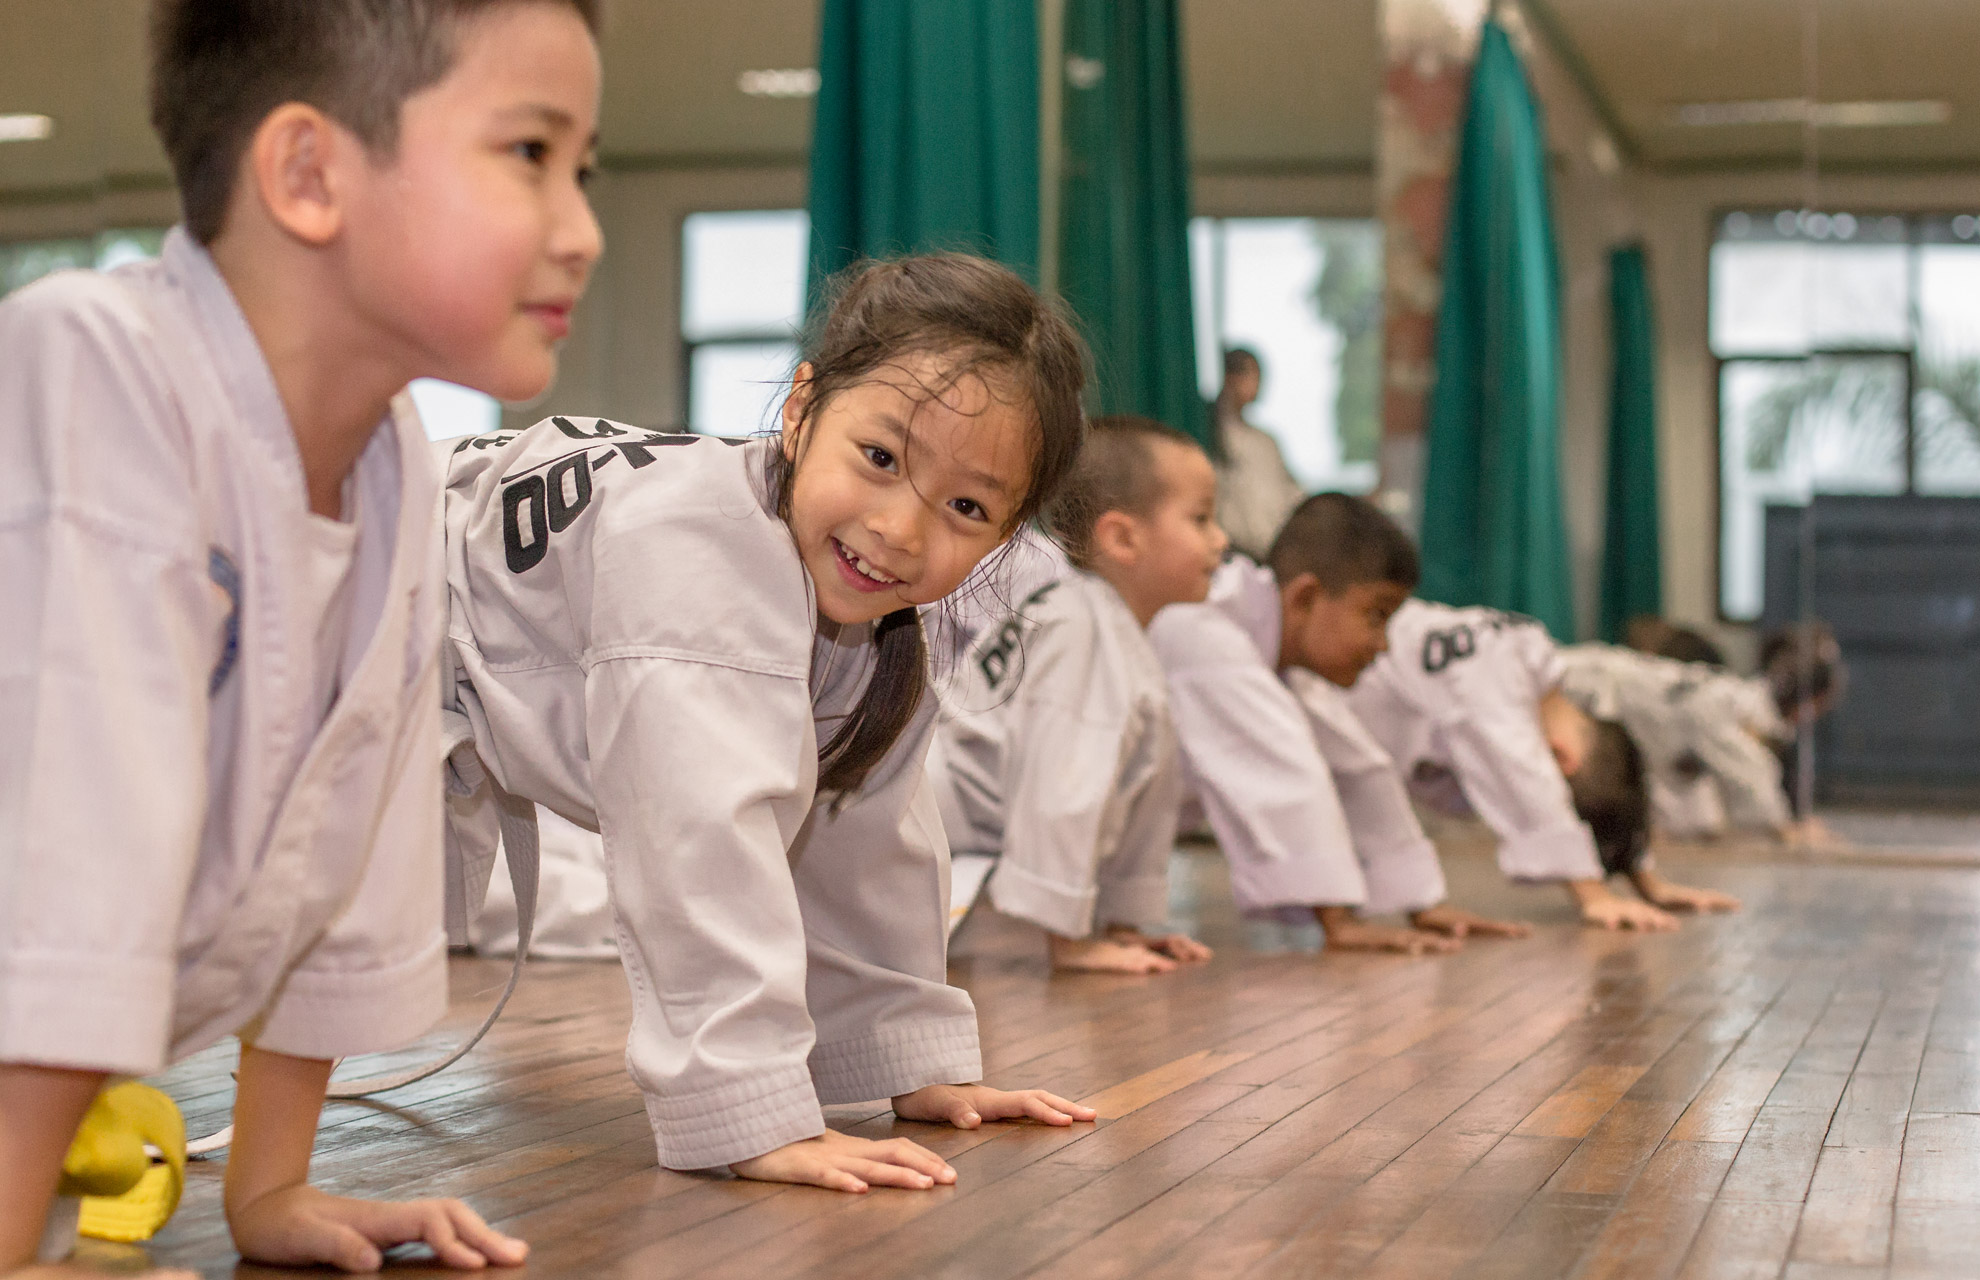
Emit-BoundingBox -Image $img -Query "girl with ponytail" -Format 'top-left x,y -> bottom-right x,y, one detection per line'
437,253 -> 1092,1193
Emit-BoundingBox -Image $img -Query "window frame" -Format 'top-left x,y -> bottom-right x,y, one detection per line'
677,209 -> 809,435
1709,208 -> 1977,624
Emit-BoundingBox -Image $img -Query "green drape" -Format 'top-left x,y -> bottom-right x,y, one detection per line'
806,0 -> 1039,293
1599,243 -> 1663,641
1417,20 -> 1574,639
1056,0 -> 1206,449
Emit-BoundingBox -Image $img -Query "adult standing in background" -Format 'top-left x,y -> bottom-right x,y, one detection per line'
1213,348 -> 1306,561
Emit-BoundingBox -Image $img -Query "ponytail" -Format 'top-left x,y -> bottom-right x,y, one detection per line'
817,607 -> 927,796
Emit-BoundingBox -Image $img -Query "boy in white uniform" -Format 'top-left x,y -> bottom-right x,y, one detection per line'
1150,494 -> 1530,953
935,416 -> 1224,973
1351,599 -> 1741,927
0,0 -> 603,1269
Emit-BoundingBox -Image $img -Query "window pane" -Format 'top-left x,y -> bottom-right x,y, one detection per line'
0,238 -> 93,295
409,379 -> 501,443
1203,218 -> 1379,494
682,211 -> 808,341
1719,355 -> 1908,619
1711,213 -> 1910,356
1915,232 -> 1980,495
689,342 -> 795,436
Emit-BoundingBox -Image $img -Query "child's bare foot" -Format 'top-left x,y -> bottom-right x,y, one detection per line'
1409,904 -> 1533,939
1316,907 -> 1459,955
1049,934 -> 1178,973
1105,926 -> 1213,963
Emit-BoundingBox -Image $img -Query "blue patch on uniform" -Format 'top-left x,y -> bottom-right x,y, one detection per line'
208,547 -> 241,696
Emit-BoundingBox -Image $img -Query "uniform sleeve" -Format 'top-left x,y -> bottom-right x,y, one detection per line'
585,654 -> 828,1170
1154,612 -> 1368,914
0,286 -> 212,1075
791,697 -> 982,1104
1437,660 -> 1605,883
979,614 -> 1150,937
251,619 -> 449,1058
1284,671 -> 1447,916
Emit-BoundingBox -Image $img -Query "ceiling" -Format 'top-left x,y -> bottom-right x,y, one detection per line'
0,0 -> 1970,201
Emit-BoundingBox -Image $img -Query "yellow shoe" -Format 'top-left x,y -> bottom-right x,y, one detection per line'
56,1081 -> 187,1244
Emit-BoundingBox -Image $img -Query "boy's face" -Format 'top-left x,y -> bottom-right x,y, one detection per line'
782,355 -> 1033,627
342,3 -> 603,402
1279,577 -> 1411,687
1113,441 -> 1228,612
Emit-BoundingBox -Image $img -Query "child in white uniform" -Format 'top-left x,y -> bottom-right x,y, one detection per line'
935,416 -> 1224,973
1351,599 -> 1741,928
442,254 -> 1098,1196
0,0 -> 605,1268
1560,644 -> 1792,839
1151,494 -> 1529,954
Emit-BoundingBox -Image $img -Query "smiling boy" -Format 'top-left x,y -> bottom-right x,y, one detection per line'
934,416 -> 1223,973
0,0 -> 601,1270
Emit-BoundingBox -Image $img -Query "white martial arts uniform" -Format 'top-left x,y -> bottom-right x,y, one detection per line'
1347,600 -> 1607,883
0,229 -> 449,1077
932,571 -> 1177,938
1559,644 -> 1790,838
468,808 -> 616,960
1148,559 -> 1447,918
440,424 -> 979,1170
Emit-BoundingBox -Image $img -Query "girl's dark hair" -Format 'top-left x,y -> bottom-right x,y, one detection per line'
771,253 -> 1089,796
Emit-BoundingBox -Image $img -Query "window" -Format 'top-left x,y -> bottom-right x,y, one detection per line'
681,210 -> 809,435
0,227 -> 496,441
1713,211 -> 1980,620
1189,217 -> 1382,494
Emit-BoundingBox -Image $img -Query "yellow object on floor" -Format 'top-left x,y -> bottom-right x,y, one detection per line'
58,1081 -> 187,1244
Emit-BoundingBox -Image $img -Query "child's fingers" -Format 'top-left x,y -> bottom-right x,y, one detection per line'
843,1158 -> 937,1190
443,1199 -> 527,1267
1028,1090 -> 1095,1121
405,1203 -> 488,1271
871,1136 -> 953,1179
816,1166 -> 869,1193
311,1218 -> 386,1274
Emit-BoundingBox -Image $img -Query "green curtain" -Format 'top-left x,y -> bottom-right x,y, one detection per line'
1056,0 -> 1206,449
1600,243 -> 1663,641
806,0 -> 1039,293
1417,20 -> 1574,639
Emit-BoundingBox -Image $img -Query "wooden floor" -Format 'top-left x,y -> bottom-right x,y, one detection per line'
129,835 -> 1980,1279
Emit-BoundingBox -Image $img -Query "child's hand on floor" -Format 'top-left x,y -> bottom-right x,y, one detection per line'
1105,926 -> 1214,963
729,1130 -> 955,1194
1049,934 -> 1178,973
892,1083 -> 1097,1129
1569,881 -> 1681,931
1628,868 -> 1741,914
1317,907 -> 1460,955
227,1185 -> 526,1272
1409,904 -> 1533,939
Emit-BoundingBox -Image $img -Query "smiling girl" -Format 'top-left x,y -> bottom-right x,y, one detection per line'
437,254 -> 1094,1193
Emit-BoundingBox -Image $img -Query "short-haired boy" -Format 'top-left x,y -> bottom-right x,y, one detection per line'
934,416 -> 1223,973
1150,494 -> 1530,953
0,0 -> 602,1269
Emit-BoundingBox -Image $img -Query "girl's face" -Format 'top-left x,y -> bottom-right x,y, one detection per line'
781,354 -> 1034,626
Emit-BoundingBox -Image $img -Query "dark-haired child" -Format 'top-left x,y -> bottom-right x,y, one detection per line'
934,416 -> 1223,974
1151,494 -> 1528,953
1,0 -> 605,1268
1351,598 -> 1741,927
1561,642 -> 1792,841
440,254 -> 1098,1196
